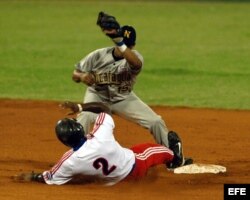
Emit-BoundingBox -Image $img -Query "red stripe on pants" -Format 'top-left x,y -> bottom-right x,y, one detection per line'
129,143 -> 174,178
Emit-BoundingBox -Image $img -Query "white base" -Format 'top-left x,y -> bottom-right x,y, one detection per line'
173,163 -> 227,174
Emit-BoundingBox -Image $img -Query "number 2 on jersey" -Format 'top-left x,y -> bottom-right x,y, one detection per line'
93,158 -> 117,175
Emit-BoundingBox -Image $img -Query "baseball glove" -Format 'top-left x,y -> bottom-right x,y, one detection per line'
97,11 -> 124,45
96,11 -> 120,30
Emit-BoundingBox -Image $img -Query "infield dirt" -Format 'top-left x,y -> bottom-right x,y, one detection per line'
0,99 -> 249,200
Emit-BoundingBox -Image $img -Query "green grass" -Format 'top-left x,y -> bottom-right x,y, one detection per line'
0,0 -> 250,110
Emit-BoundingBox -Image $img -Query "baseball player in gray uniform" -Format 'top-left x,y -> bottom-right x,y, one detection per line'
72,12 -> 189,168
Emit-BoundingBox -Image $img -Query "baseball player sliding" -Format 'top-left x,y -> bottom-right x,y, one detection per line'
72,11 -> 191,168
15,101 -> 185,185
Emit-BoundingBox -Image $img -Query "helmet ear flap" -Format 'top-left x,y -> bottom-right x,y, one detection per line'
55,118 -> 85,148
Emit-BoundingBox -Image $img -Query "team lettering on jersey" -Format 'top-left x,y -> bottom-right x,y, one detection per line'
94,72 -> 132,85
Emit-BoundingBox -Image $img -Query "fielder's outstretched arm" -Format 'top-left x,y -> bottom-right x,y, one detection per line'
60,101 -> 111,115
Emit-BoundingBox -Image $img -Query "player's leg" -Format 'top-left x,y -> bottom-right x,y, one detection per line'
112,92 -> 187,168
77,88 -> 103,134
77,111 -> 98,135
129,143 -> 174,178
111,92 -> 170,147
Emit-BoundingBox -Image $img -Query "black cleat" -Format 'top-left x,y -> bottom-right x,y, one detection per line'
184,157 -> 193,166
167,131 -> 185,169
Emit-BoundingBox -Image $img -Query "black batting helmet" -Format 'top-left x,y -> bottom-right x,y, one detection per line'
121,25 -> 136,47
55,118 -> 85,148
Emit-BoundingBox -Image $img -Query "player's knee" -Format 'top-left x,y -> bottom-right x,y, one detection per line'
77,111 -> 98,125
149,116 -> 165,128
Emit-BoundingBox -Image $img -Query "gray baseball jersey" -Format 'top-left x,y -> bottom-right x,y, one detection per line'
76,47 -> 143,103
75,47 -> 170,148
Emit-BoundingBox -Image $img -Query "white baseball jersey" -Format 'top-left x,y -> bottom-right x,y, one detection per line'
42,113 -> 135,186
76,47 -> 144,102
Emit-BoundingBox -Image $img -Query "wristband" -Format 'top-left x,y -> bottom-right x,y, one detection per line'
118,44 -> 127,53
116,41 -> 124,46
77,104 -> 83,112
